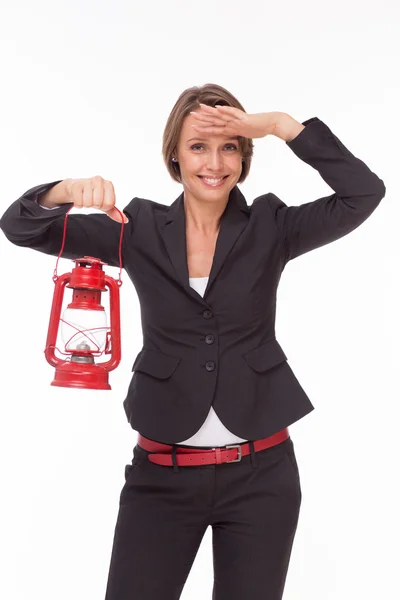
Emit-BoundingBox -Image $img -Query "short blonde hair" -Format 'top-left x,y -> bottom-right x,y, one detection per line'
162,83 -> 254,184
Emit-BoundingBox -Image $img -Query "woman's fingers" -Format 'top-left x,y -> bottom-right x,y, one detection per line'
67,176 -> 128,223
92,178 -> 104,208
83,179 -> 97,208
69,181 -> 83,208
102,179 -> 115,212
104,206 -> 128,223
190,111 -> 226,126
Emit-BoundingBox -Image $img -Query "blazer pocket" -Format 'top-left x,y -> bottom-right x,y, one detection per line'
243,338 -> 287,372
132,348 -> 181,379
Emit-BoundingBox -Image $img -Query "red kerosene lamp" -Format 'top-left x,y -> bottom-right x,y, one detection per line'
44,207 -> 125,390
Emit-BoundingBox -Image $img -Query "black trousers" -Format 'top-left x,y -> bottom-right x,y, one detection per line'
104,435 -> 302,600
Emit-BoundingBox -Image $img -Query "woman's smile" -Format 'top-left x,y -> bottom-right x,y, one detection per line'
197,175 -> 229,188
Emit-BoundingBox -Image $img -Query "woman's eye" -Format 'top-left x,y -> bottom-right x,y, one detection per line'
191,144 -> 238,151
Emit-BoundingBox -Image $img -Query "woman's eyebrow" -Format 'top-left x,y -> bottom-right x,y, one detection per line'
186,136 -> 239,142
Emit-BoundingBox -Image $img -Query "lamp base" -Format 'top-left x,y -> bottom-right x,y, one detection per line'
51,361 -> 111,390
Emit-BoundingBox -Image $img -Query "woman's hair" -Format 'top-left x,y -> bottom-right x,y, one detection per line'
162,83 -> 254,184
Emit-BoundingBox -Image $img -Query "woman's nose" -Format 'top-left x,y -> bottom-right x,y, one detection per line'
206,152 -> 224,170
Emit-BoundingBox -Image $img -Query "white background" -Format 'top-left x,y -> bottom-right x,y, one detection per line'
0,1 -> 399,599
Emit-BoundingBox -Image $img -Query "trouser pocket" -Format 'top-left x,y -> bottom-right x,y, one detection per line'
286,446 -> 300,478
124,444 -> 146,481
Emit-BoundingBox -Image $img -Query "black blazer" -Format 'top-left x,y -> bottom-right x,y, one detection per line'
0,117 -> 386,444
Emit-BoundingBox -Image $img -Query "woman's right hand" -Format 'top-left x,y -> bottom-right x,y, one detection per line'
65,176 -> 128,223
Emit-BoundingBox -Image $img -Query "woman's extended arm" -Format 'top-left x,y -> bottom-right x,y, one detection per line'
0,177 -> 139,268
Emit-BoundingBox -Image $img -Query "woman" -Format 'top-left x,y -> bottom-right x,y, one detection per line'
0,83 -> 386,599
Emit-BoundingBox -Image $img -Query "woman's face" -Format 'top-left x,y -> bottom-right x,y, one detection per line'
174,112 -> 243,205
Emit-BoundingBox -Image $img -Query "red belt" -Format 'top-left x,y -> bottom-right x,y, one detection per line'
137,427 -> 289,467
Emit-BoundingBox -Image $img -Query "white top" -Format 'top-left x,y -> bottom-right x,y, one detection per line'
37,200 -> 249,446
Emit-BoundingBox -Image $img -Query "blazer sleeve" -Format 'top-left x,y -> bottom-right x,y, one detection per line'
268,117 -> 386,263
0,180 -> 141,268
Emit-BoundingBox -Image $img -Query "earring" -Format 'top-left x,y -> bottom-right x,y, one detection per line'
172,157 -> 178,163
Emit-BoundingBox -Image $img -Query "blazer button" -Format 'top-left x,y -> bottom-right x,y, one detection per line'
205,334 -> 214,344
205,361 -> 215,371
203,309 -> 213,319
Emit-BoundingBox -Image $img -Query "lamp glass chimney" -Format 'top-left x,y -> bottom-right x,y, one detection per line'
60,306 -> 108,352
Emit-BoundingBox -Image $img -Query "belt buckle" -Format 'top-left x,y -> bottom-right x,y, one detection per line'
225,443 -> 242,463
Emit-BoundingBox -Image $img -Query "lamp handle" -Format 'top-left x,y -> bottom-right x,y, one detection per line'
52,206 -> 125,286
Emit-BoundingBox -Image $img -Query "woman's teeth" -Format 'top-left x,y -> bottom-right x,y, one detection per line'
199,176 -> 227,187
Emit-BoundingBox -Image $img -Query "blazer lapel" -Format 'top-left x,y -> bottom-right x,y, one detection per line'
160,185 -> 250,302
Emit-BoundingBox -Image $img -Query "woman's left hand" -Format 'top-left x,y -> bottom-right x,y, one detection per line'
189,104 -> 285,139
